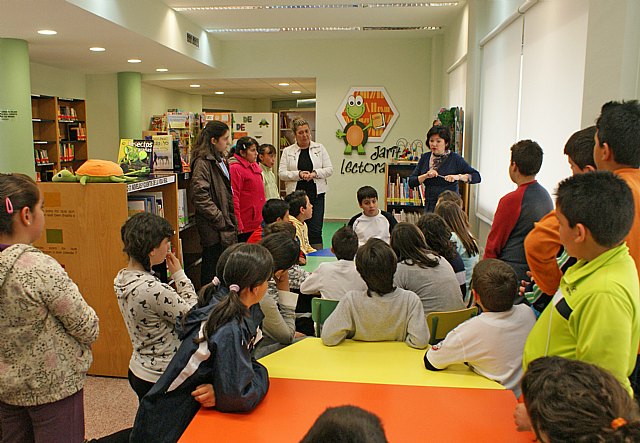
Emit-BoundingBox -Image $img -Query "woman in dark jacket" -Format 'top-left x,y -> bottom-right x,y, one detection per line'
191,120 -> 238,286
409,125 -> 481,212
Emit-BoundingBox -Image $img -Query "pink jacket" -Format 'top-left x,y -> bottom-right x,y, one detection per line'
229,154 -> 266,233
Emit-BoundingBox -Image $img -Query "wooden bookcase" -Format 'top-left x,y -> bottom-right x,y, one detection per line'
33,174 -> 181,377
385,162 -> 424,223
32,95 -> 88,181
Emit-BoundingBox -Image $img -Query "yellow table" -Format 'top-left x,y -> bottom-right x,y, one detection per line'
259,338 -> 504,390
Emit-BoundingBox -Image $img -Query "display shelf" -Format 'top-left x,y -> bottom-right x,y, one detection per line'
34,176 -> 181,377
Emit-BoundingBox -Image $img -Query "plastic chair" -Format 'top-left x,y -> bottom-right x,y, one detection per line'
426,306 -> 478,345
311,297 -> 340,337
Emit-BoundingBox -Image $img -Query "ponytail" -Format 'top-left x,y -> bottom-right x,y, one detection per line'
201,244 -> 272,339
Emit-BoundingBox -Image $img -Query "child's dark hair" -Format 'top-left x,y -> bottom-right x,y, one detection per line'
121,212 -> 174,272
556,171 -> 634,247
0,173 -> 40,235
202,244 -> 273,339
300,405 -> 388,443
262,199 -> 289,224
192,120 -> 229,162
356,238 -> 397,296
284,190 -> 308,218
357,186 -> 378,205
596,100 -> 640,168
257,143 -> 276,163
470,259 -> 517,312
426,125 -> 451,147
522,356 -> 640,443
196,243 -> 244,308
416,213 -> 457,262
510,139 -> 544,176
436,190 -> 463,208
435,201 -> 479,257
230,136 -> 258,157
260,232 -> 299,273
390,223 -> 439,268
564,126 -> 597,170
332,226 -> 359,261
263,220 -> 296,238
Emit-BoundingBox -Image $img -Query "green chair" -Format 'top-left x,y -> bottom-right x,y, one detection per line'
426,306 -> 478,345
311,297 -> 340,337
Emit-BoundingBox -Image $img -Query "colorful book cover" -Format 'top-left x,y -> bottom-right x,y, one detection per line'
118,139 -> 153,175
152,135 -> 174,171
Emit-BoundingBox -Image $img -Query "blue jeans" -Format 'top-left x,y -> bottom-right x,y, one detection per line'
306,193 -> 325,246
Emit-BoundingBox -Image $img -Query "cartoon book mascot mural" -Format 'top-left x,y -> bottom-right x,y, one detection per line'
336,87 -> 398,155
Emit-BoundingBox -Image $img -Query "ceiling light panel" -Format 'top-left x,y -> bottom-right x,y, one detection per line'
207,26 -> 441,33
175,2 -> 457,11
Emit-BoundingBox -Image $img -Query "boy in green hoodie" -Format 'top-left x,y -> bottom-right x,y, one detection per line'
522,172 -> 640,395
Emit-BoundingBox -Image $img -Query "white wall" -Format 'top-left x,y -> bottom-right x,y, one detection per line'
202,96 -> 271,112
140,83 -> 202,132
30,63 -> 86,98
213,38 -> 433,219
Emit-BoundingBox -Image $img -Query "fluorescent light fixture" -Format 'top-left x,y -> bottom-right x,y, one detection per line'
176,3 -> 457,11
127,59 -> 142,63
156,68 -> 169,72
190,84 -> 201,88
89,47 -> 105,52
208,25 -> 440,32
278,82 -> 290,86
215,91 -> 225,95
292,90 -> 302,94
37,29 -> 57,35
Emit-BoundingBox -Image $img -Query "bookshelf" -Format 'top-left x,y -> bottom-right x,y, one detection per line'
33,175 -> 181,377
385,162 -> 425,223
31,95 -> 88,181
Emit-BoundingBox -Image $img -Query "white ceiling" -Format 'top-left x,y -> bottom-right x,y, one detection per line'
0,0 -> 465,99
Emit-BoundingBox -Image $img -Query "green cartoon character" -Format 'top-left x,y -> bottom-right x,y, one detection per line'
336,95 -> 372,155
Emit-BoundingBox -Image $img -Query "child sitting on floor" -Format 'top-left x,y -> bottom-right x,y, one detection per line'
423,258 -> 535,396
130,244 -> 272,443
300,226 -> 366,301
520,356 -> 640,442
321,238 -> 429,349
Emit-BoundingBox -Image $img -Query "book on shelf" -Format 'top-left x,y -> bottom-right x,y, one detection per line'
59,143 -> 75,162
127,192 -> 164,218
151,134 -> 174,172
118,139 -> 154,175
58,106 -> 77,121
386,176 -> 423,207
68,123 -> 86,141
178,189 -> 188,228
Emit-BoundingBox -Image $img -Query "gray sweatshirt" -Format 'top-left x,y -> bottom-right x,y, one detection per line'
321,287 -> 429,349
394,258 -> 465,316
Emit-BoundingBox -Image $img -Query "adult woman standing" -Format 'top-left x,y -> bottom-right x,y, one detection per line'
229,136 -> 265,242
191,120 -> 238,286
279,118 -> 333,249
409,125 -> 481,212
0,173 -> 99,443
258,143 -> 280,200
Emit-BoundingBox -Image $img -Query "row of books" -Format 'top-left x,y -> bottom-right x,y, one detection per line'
35,149 -> 51,164
60,143 -> 76,162
69,123 -> 86,141
58,106 -> 78,120
387,176 -> 425,206
127,192 -> 165,218
127,189 -> 189,229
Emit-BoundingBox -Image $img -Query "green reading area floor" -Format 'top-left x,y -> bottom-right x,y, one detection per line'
322,221 -> 345,248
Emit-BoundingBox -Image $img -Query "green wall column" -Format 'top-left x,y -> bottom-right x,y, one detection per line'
117,72 -> 142,139
0,39 -> 35,176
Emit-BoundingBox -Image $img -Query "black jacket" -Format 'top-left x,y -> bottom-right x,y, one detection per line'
130,298 -> 269,443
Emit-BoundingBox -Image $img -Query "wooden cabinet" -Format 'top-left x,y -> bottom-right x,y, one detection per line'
32,95 -> 88,181
34,174 -> 181,377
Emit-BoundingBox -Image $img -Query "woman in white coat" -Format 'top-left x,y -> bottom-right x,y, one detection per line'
279,118 -> 333,249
